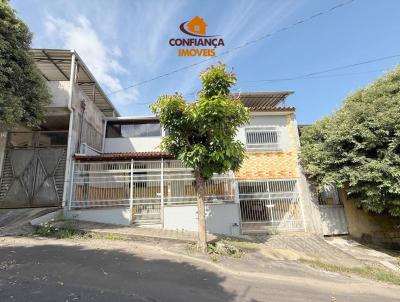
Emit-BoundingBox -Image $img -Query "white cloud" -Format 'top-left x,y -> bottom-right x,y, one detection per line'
45,15 -> 138,105
120,0 -> 186,72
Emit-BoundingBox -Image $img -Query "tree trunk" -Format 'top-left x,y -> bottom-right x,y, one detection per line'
195,171 -> 207,253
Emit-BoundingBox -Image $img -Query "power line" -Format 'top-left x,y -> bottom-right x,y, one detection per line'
132,55 -> 397,106
133,67 -> 384,105
253,68 -> 387,81
241,54 -> 400,84
182,56 -> 398,99
108,0 -> 355,95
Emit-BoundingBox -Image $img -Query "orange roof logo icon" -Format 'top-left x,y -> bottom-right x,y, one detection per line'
179,16 -> 218,37
187,16 -> 207,35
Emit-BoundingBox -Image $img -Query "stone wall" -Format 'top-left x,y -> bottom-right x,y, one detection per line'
340,190 -> 400,248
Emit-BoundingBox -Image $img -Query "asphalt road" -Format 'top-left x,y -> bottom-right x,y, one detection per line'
0,237 -> 399,302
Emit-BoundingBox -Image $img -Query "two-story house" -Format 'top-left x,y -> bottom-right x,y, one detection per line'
0,49 -> 118,210
0,48 -> 322,236
71,93 -> 321,235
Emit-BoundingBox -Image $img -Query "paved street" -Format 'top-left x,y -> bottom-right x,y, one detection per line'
0,237 -> 399,302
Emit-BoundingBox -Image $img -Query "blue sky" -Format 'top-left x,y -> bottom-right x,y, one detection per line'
10,0 -> 400,124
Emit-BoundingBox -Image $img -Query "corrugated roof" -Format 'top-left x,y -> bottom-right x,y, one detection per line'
249,106 -> 296,112
233,91 -> 294,110
75,152 -> 173,161
30,48 -> 119,117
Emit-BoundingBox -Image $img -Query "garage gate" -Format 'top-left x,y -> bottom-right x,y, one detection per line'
0,131 -> 67,208
238,179 -> 305,234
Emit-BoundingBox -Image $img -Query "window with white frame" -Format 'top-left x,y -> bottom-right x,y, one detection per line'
245,126 -> 281,150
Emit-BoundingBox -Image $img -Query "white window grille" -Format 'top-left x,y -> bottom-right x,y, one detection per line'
245,126 -> 281,150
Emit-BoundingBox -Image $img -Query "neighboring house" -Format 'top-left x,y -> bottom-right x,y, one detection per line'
187,16 -> 207,35
0,49 -> 118,209
0,48 -> 323,236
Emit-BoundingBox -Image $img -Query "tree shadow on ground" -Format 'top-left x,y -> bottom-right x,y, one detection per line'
0,238 -> 261,302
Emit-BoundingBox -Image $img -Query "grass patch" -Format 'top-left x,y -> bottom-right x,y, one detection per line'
300,259 -> 400,286
221,238 -> 260,252
34,221 -> 126,241
81,232 -> 126,241
33,219 -> 81,239
207,240 -> 244,258
209,255 -> 220,263
186,238 -> 260,259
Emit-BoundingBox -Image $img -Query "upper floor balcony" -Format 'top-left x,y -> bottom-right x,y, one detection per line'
102,112 -> 295,154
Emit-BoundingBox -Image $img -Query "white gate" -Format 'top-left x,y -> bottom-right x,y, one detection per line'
69,160 -> 235,225
238,179 -> 305,234
70,161 -> 162,225
130,161 -> 162,225
318,186 -> 348,235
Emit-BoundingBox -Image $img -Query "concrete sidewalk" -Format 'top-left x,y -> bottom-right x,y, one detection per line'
0,208 -> 59,236
38,218 -> 399,270
58,220 -> 365,267
57,220 -> 218,243
255,233 -> 363,267
326,236 -> 400,272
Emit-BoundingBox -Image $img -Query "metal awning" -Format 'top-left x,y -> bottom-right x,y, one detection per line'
233,91 -> 294,109
30,48 -> 119,117
75,152 -> 173,161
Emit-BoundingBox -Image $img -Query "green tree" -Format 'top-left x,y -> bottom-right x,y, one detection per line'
151,64 -> 249,252
0,0 -> 50,130
300,65 -> 400,216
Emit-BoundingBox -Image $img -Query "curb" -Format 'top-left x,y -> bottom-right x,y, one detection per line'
81,228 -> 198,244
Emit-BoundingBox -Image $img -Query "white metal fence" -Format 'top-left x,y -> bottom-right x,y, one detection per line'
69,160 -> 235,224
245,126 -> 281,150
69,160 -> 305,232
238,179 -> 305,233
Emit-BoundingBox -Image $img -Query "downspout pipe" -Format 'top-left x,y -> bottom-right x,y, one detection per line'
62,50 -> 76,209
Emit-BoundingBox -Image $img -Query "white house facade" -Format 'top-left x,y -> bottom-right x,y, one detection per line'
0,49 -> 332,237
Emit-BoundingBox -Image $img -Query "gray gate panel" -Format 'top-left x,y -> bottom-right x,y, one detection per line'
9,149 -> 34,176
320,205 -> 348,235
1,179 -> 29,207
8,149 -> 35,177
0,148 -> 66,208
33,177 -> 60,206
38,148 -> 65,175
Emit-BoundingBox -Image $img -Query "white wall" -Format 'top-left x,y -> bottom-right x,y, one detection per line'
47,81 -> 70,108
67,207 -> 131,225
63,83 -> 106,205
163,203 -> 241,236
104,137 -> 162,153
236,114 -> 291,150
103,114 -> 291,154
72,85 -> 105,134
